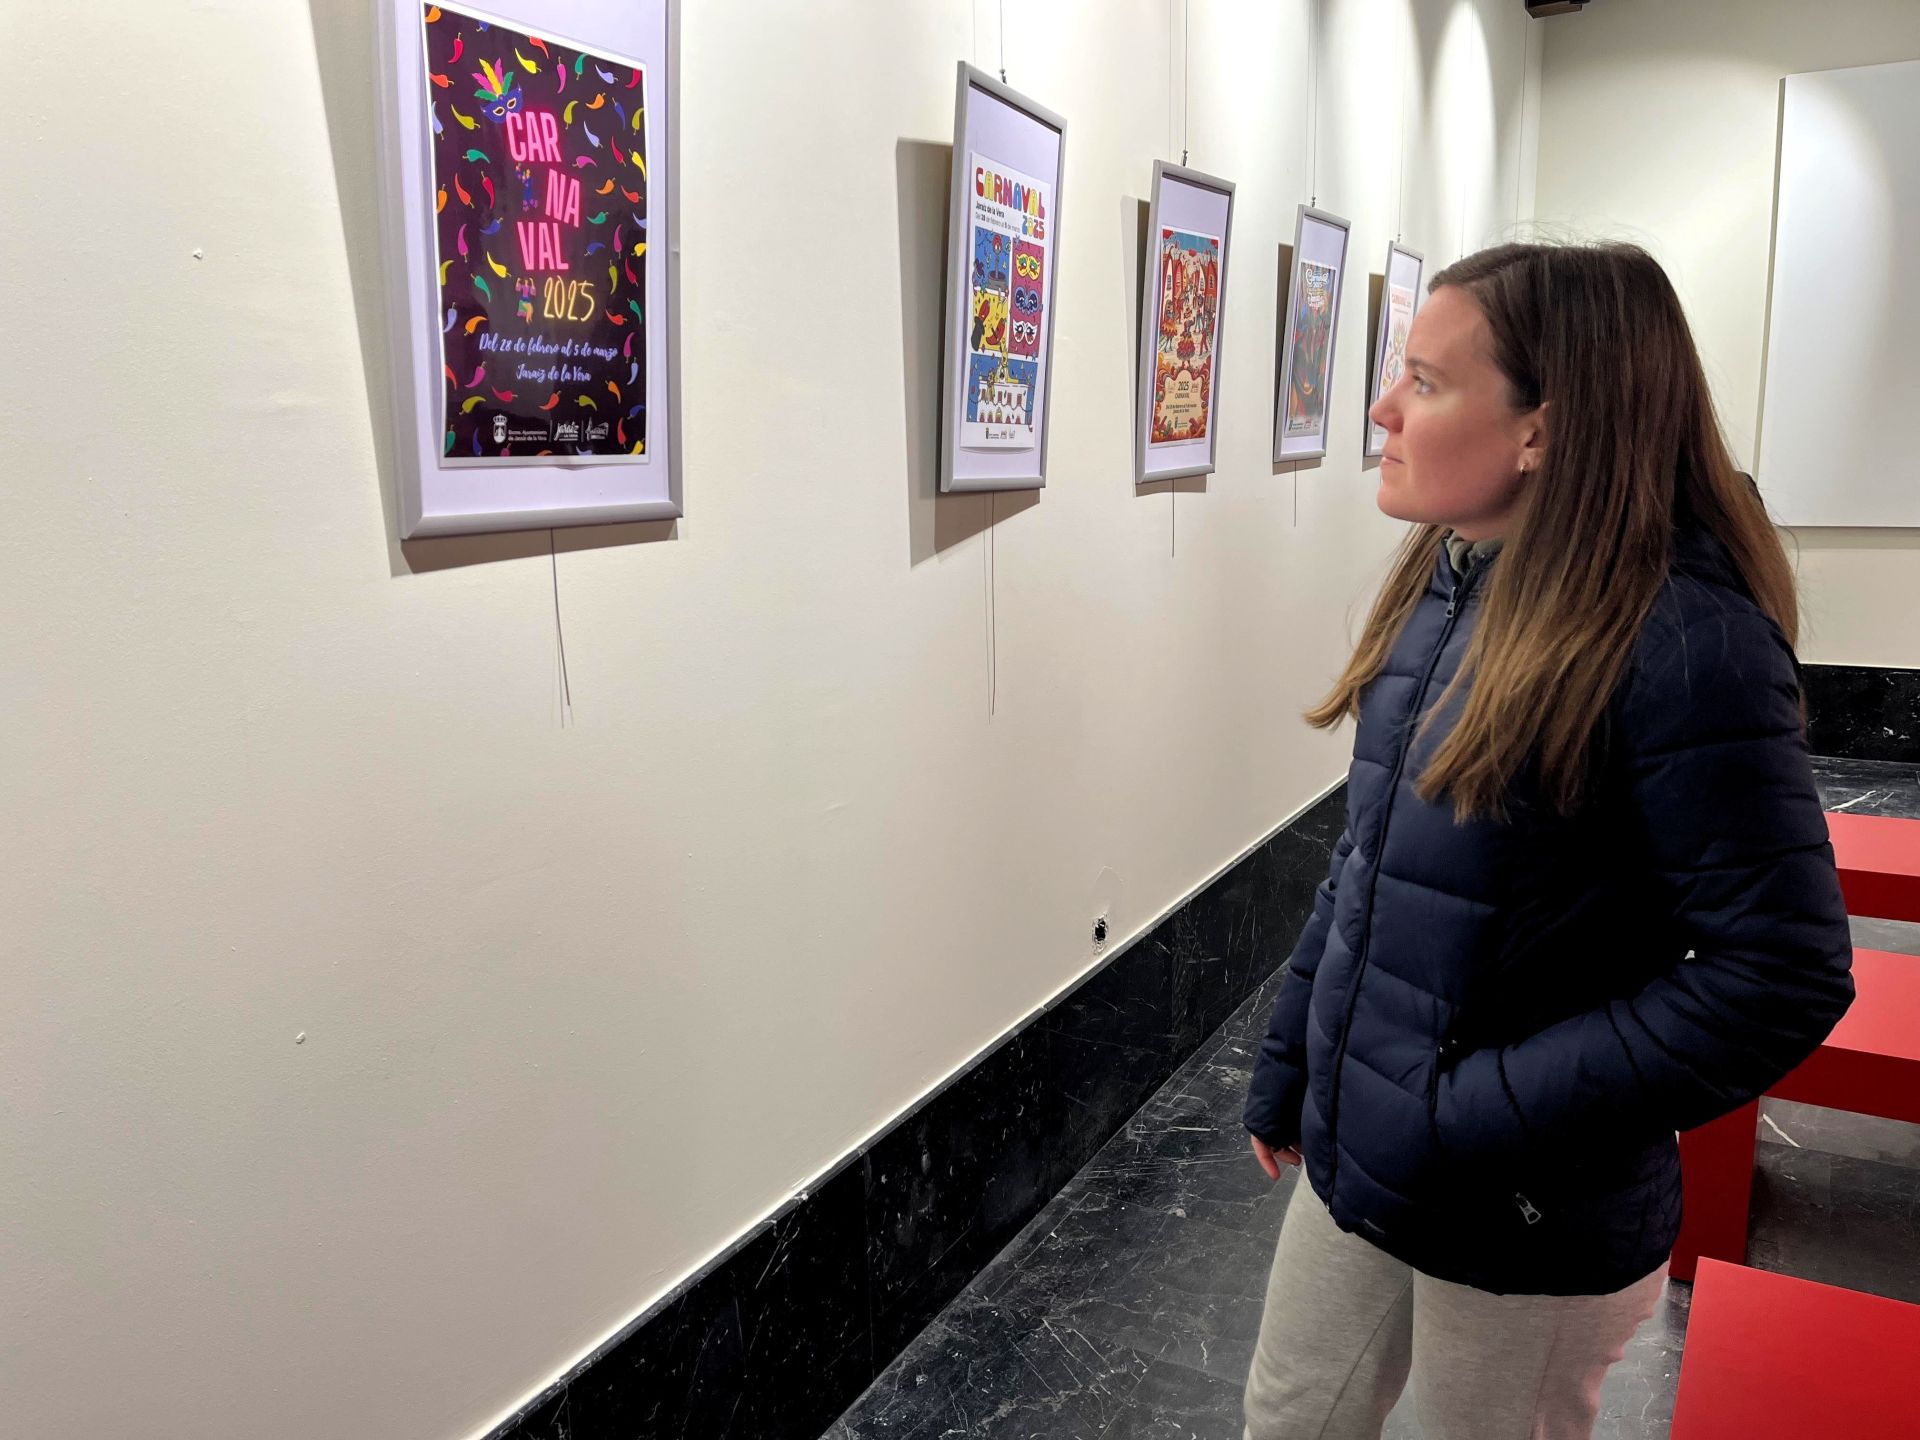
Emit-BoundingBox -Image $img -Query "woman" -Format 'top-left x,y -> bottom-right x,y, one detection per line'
1240,242 -> 1854,1440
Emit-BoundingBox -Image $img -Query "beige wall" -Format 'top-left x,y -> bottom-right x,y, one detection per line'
0,3 -> 1535,1437
1532,0 -> 1920,667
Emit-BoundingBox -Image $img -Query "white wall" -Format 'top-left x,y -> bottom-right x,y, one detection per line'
0,3 -> 1536,1437
1531,0 -> 1920,668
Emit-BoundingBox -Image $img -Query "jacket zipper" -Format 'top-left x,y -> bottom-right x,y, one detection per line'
1324,557 -> 1485,1198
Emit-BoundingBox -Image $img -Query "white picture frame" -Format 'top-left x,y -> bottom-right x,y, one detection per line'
1135,161 -> 1236,485
1364,242 -> 1424,459
373,0 -> 682,538
1272,205 -> 1351,464
940,63 -> 1068,494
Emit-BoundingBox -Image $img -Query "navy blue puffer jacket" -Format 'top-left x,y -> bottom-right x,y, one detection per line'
1244,524 -> 1854,1296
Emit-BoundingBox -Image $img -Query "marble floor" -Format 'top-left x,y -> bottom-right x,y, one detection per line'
824,758 -> 1920,1439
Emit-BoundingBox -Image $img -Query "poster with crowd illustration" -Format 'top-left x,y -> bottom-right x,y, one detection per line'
1150,228 -> 1222,444
1135,161 -> 1235,485
423,2 -> 649,464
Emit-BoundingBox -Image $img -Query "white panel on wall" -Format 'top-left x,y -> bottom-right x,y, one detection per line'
1756,58 -> 1920,528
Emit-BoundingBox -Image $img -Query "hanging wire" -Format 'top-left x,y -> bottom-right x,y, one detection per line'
988,493 -> 998,716
1308,0 -> 1319,207
1300,0 -> 1315,208
973,2 -> 1000,721
1298,3 -> 1308,196
1393,0 -> 1409,242
549,529 -> 573,726
1181,0 -> 1190,166
1512,11 -> 1529,227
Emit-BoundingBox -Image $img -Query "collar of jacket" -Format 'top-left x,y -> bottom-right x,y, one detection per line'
1434,521 -> 1748,599
1443,530 -> 1505,580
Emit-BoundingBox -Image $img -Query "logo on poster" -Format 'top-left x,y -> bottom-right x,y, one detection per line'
553,420 -> 582,442
504,421 -> 552,446
493,414 -> 509,444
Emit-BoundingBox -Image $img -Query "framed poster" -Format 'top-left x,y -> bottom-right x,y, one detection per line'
1135,162 -> 1235,485
374,0 -> 681,538
1364,242 -> 1423,458
941,63 -> 1067,493
1271,205 -> 1351,463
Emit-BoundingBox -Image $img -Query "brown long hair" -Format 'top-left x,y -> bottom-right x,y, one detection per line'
1305,242 -> 1799,821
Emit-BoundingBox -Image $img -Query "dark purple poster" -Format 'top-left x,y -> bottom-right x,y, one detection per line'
422,3 -> 649,463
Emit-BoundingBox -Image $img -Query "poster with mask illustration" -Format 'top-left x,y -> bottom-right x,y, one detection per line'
1272,204 -> 1350,463
374,0 -> 681,537
940,64 -> 1067,492
424,3 -> 647,463
1009,241 -> 1045,360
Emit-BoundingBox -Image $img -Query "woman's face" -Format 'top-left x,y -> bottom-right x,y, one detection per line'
1370,285 -> 1547,542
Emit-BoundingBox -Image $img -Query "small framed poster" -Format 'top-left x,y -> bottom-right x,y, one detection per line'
374,0 -> 681,538
1271,205 -> 1351,464
1364,243 -> 1423,458
1135,162 -> 1235,485
941,63 -> 1067,494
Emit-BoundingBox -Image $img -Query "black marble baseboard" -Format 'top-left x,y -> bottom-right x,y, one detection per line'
1802,663 -> 1920,766
485,786 -> 1346,1440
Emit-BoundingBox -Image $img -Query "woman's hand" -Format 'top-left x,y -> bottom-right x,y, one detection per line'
1250,1134 -> 1302,1180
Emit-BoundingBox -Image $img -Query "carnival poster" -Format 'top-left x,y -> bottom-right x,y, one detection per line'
1284,260 -> 1337,439
422,3 -> 649,463
963,152 -> 1052,449
1149,228 -> 1222,445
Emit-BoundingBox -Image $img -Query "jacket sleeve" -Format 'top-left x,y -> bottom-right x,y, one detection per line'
1432,608 -> 1855,1162
1245,826 -> 1354,1147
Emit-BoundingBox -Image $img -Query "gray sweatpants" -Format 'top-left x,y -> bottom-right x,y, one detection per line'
1243,1180 -> 1665,1440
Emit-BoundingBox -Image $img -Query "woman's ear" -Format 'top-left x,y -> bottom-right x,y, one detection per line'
1516,399 -> 1550,474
